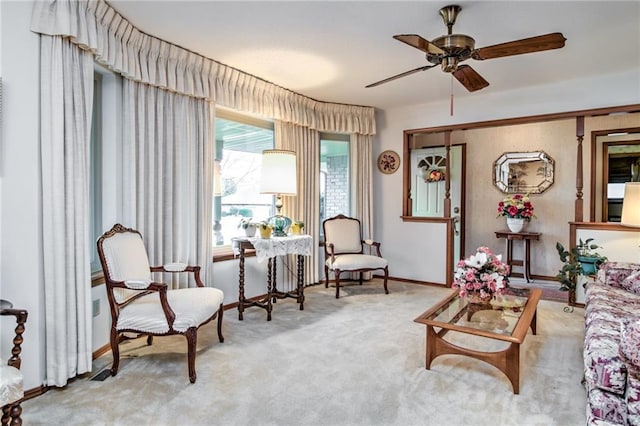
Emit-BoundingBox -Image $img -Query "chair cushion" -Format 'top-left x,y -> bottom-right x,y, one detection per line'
326,254 -> 387,271
324,218 -> 362,253
0,363 -> 23,406
101,231 -> 152,282
117,287 -> 224,334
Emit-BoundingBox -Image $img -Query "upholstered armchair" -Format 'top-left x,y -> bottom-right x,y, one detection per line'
323,214 -> 389,298
1,303 -> 28,426
97,224 -> 224,383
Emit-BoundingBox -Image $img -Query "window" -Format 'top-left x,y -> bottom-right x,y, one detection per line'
213,110 -> 274,248
320,134 -> 350,236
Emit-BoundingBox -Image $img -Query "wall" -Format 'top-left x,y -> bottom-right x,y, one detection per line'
0,0 -> 44,389
375,70 -> 640,285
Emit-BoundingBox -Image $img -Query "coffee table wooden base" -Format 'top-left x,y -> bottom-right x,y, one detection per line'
426,325 -> 522,393
416,288 -> 541,395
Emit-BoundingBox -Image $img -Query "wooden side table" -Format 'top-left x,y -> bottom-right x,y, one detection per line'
494,231 -> 541,283
233,235 -> 312,321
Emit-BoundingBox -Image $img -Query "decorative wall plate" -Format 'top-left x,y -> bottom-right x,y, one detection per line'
377,150 -> 400,174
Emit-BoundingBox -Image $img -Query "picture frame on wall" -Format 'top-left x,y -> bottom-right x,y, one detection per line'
377,150 -> 400,174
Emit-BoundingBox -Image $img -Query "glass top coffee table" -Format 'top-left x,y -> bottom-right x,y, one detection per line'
414,287 -> 542,394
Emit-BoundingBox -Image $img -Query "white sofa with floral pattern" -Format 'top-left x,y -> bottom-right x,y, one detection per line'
584,262 -> 640,425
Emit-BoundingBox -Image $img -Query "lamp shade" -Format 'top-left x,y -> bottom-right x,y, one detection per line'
621,182 -> 640,227
259,149 -> 297,195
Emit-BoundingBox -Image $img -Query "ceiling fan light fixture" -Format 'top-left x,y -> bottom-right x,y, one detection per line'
441,57 -> 458,73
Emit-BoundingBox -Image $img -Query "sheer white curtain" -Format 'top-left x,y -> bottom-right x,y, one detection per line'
275,120 -> 321,285
40,35 -> 94,386
350,133 -> 374,238
121,80 -> 215,286
350,133 -> 375,280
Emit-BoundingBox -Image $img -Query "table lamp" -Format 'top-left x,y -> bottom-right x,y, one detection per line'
260,149 -> 297,236
622,182 -> 640,227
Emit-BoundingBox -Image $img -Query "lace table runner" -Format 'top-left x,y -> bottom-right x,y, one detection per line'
233,235 -> 313,263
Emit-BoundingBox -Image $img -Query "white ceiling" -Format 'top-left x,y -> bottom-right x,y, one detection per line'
108,1 -> 640,110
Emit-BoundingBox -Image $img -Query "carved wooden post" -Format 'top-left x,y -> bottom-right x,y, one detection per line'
575,116 -> 585,222
444,130 -> 452,217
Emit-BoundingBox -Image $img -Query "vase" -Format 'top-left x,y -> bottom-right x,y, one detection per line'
506,217 -> 525,233
244,224 -> 257,237
466,291 -> 493,305
258,225 -> 272,239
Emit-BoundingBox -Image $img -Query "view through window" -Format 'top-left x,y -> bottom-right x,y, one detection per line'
214,113 -> 274,246
320,135 -> 350,236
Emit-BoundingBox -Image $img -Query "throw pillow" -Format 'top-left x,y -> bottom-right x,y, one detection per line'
621,270 -> 640,294
621,318 -> 640,368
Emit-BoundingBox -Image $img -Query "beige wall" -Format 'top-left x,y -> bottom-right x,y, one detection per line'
407,112 -> 640,280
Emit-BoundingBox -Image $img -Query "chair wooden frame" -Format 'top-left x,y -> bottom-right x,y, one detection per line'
1,306 -> 28,426
323,214 -> 389,298
97,224 -> 224,383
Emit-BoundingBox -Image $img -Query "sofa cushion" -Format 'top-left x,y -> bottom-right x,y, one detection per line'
589,387 -> 627,425
601,262 -> 640,290
584,324 -> 628,395
621,271 -> 640,295
621,318 -> 640,369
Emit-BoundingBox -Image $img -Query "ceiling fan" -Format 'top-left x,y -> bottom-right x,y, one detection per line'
366,4 -> 566,92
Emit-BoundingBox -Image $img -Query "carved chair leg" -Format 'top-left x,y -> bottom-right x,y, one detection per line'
146,335 -> 153,346
217,304 -> 224,343
383,267 -> 389,294
324,266 -> 330,288
359,272 -> 363,285
2,404 -> 11,426
110,327 -> 120,377
186,328 -> 197,384
2,403 -> 22,426
8,403 -> 21,426
335,269 -> 341,299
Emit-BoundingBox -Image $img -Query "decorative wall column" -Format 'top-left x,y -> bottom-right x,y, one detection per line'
575,116 -> 585,222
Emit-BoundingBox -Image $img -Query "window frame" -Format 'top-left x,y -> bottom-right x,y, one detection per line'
212,109 -> 275,261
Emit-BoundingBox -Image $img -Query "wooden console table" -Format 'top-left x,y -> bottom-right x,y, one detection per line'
233,235 -> 312,321
494,231 -> 541,283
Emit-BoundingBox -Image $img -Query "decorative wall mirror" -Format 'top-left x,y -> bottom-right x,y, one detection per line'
493,151 -> 555,194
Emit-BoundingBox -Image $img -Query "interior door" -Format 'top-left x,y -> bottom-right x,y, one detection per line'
410,145 -> 464,263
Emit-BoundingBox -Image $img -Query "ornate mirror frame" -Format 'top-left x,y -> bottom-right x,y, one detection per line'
493,151 -> 555,194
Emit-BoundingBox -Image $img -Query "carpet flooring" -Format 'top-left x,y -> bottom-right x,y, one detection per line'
21,280 -> 586,425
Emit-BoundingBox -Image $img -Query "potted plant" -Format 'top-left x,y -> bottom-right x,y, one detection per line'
258,221 -> 273,239
290,221 -> 305,235
555,238 -> 607,291
237,218 -> 258,237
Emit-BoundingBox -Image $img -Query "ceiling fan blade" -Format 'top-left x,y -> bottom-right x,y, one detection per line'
453,65 -> 489,92
472,32 -> 566,60
365,65 -> 437,88
393,34 -> 445,55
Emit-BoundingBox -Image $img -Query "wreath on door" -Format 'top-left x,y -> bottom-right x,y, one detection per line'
418,155 -> 447,183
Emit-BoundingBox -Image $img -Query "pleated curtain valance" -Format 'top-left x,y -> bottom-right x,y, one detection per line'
30,0 -> 377,135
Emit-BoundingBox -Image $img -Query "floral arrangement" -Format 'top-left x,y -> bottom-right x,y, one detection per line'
425,168 -> 446,183
453,246 -> 510,299
497,193 -> 535,221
